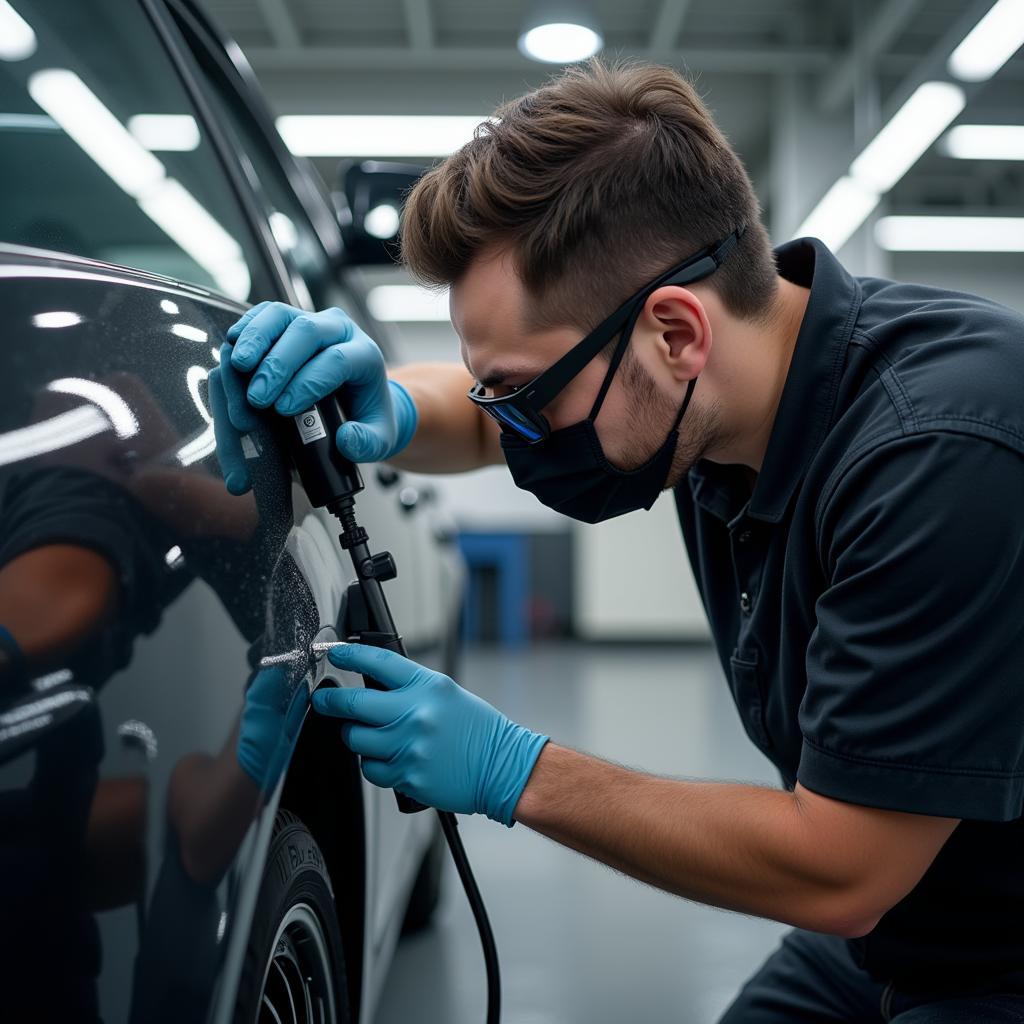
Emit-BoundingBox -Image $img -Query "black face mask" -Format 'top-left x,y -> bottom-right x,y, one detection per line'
501,373 -> 697,525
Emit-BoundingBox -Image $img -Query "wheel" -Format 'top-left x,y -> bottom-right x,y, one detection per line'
401,818 -> 445,935
234,809 -> 350,1024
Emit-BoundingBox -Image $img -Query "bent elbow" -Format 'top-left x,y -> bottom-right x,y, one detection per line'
810,890 -> 886,939
827,914 -> 881,939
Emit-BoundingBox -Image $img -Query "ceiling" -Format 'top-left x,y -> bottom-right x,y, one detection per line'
202,0 -> 1024,231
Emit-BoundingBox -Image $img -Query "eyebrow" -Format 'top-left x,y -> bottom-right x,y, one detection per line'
475,366 -> 530,388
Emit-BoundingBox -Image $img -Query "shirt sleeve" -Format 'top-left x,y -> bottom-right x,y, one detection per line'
797,431 -> 1024,821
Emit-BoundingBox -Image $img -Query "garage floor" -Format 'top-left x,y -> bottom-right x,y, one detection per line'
374,642 -> 788,1024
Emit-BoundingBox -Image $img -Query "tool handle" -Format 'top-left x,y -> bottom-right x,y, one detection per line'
349,631 -> 428,814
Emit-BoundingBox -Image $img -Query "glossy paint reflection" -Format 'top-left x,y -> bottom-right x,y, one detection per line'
0,248 -> 316,1020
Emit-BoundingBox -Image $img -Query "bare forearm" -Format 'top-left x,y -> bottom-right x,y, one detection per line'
514,744 -> 886,936
0,545 -> 116,677
390,362 -> 502,472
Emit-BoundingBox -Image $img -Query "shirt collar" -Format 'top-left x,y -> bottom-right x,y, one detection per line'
688,238 -> 862,524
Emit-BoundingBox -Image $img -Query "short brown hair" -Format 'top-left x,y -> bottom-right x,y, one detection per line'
400,59 -> 777,332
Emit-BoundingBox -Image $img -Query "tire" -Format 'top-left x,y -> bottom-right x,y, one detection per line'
233,809 -> 350,1024
401,818 -> 445,935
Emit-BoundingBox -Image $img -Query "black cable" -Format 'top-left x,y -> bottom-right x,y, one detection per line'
282,393 -> 501,1020
438,810 -> 501,1024
328,496 -> 501,1022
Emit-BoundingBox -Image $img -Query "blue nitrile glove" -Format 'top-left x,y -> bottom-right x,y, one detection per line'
225,302 -> 417,474
312,644 -> 549,827
0,625 -> 26,684
237,665 -> 310,790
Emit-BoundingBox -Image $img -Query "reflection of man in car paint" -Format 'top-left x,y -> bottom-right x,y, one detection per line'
0,368 -> 283,690
215,60 -> 1024,1022
0,371 -> 313,1018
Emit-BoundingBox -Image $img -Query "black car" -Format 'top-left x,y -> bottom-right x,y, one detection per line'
0,1 -> 462,1020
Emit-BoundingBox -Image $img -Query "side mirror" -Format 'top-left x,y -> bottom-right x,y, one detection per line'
334,160 -> 429,266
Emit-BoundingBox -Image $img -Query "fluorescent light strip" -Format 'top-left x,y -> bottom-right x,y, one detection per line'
0,0 -> 37,61
0,687 -> 90,726
0,405 -> 110,467
0,113 -> 56,131
32,310 -> 81,328
28,68 -> 249,299
276,115 -> 488,157
171,322 -> 208,343
29,68 -> 165,196
185,365 -> 212,424
942,124 -> 1024,160
794,176 -> 881,252
366,284 -> 451,322
796,81 -> 965,250
875,216 -> 1024,251
128,114 -> 201,152
269,211 -> 299,250
176,424 -> 216,466
948,0 -> 1024,82
850,81 -> 965,193
797,0 -> 1024,249
138,179 -> 250,300
46,377 -> 139,438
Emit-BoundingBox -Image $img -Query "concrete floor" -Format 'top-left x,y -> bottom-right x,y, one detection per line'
374,642 -> 788,1024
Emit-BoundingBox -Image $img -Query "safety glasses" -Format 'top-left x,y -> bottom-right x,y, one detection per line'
467,226 -> 746,443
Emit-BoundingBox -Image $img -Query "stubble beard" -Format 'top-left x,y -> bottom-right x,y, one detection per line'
621,353 -> 721,491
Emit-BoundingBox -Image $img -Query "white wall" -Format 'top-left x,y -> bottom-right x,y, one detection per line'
573,493 -> 709,641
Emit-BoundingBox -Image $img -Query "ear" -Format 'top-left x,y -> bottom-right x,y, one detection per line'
635,285 -> 711,382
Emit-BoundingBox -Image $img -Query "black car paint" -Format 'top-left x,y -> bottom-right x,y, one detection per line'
0,247 -> 314,1018
0,1 -> 447,1018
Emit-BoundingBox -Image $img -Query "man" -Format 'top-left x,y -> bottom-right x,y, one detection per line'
216,61 -> 1024,1021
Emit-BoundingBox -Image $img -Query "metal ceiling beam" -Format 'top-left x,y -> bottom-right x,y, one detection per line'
817,0 -> 925,112
648,0 -> 693,53
247,45 -> 834,74
402,0 -> 434,51
255,0 -> 301,49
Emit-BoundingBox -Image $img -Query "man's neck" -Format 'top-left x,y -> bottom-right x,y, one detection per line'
711,276 -> 810,473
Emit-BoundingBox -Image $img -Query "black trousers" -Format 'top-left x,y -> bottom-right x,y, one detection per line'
718,930 -> 1024,1023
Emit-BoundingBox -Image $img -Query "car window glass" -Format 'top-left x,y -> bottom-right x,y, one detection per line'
0,0 -> 272,302
175,16 -> 333,306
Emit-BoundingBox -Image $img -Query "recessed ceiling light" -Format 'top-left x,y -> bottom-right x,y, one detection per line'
518,22 -> 603,64
365,203 -> 401,239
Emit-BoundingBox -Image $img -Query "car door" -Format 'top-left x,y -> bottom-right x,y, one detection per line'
164,0 -> 446,965
0,2 -> 328,1019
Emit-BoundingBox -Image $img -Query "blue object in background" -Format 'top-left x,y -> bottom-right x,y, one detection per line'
457,532 -> 530,648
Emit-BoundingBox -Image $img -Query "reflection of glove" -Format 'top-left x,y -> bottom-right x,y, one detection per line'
237,666 -> 309,790
226,302 -> 417,466
312,644 -> 549,826
209,345 -> 261,496
0,625 -> 26,684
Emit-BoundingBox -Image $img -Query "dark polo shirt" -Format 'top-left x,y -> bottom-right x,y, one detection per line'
675,238 -> 1024,987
